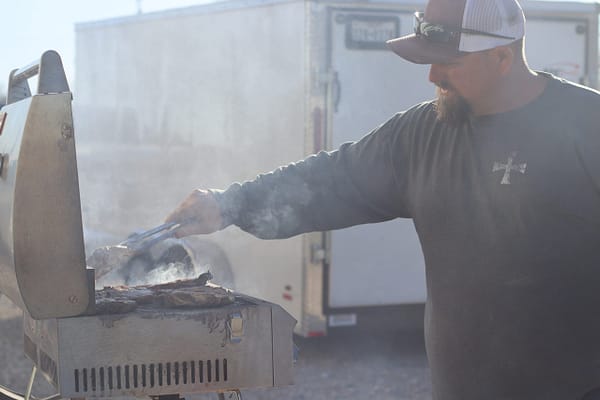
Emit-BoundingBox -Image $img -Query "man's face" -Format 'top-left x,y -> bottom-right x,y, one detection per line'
429,50 -> 498,126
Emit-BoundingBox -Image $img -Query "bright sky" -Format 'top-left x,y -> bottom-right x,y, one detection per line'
0,0 -> 212,94
1,0 -> 596,96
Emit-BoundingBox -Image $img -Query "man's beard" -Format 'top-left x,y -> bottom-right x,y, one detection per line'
434,86 -> 472,127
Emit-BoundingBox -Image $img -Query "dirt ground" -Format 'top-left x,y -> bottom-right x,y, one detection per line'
0,295 -> 432,400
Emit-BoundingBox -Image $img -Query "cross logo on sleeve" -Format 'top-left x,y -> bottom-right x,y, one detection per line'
492,151 -> 527,185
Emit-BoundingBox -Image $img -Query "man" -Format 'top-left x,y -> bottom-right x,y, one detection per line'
165,0 -> 600,398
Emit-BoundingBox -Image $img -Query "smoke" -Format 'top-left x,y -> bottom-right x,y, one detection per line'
97,260 -> 211,288
127,261 -> 209,286
76,7 -> 308,298
94,239 -> 211,288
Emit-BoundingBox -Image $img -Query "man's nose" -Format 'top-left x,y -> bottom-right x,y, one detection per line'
429,64 -> 444,84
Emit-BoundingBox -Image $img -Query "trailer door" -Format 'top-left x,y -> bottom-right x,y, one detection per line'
525,15 -> 591,86
326,8 -> 432,310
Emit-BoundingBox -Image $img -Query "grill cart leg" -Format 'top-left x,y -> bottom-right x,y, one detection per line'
0,385 -> 24,400
24,366 -> 36,400
0,366 -> 61,400
217,390 -> 242,400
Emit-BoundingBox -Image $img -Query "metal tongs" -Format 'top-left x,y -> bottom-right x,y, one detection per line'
119,221 -> 182,253
88,222 -> 182,281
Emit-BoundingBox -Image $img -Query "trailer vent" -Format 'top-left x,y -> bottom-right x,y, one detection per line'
73,359 -> 228,393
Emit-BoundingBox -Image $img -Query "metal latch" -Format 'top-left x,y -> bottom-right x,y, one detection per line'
0,153 -> 8,179
227,312 -> 244,343
0,112 -> 7,136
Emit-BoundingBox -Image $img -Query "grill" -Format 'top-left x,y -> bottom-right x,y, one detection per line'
0,51 -> 296,400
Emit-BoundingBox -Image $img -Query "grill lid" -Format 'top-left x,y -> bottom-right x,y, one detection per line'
0,50 -> 90,319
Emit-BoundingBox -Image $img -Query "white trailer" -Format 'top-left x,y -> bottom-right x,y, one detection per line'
74,0 -> 599,336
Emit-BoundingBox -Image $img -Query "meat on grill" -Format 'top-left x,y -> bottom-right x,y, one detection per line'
94,272 -> 234,315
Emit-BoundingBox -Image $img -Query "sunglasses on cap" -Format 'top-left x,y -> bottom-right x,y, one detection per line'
413,12 -> 516,43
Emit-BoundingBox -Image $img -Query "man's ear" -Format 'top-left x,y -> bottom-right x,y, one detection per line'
493,45 -> 514,75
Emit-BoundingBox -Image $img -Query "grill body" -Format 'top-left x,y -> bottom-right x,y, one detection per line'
0,51 -> 297,399
24,296 -> 295,397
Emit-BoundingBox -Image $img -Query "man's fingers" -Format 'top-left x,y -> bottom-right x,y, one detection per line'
172,220 -> 200,238
165,189 -> 223,237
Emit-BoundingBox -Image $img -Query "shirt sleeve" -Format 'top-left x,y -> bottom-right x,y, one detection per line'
212,112 -> 413,239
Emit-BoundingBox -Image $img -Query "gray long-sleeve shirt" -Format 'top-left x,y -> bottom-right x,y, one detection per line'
215,73 -> 600,400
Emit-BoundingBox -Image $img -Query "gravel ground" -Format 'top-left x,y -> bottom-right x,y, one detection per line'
0,296 -> 432,400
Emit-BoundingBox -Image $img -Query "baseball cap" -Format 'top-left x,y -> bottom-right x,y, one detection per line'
387,0 -> 525,64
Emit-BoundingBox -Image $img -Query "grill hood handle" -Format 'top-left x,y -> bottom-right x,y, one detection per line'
7,50 -> 70,105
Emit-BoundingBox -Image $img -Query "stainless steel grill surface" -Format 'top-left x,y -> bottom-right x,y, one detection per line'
23,290 -> 295,398
0,51 -> 296,400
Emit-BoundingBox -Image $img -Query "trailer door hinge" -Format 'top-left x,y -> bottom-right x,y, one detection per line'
310,244 -> 326,264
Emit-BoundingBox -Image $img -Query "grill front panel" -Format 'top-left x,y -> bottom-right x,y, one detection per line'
24,297 -> 296,398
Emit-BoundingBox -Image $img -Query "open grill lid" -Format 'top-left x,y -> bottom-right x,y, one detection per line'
0,50 -> 90,319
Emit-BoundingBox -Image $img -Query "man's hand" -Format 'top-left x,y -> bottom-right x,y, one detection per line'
165,189 -> 223,238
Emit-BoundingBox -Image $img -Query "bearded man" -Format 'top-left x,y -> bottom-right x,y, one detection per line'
165,0 -> 600,398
